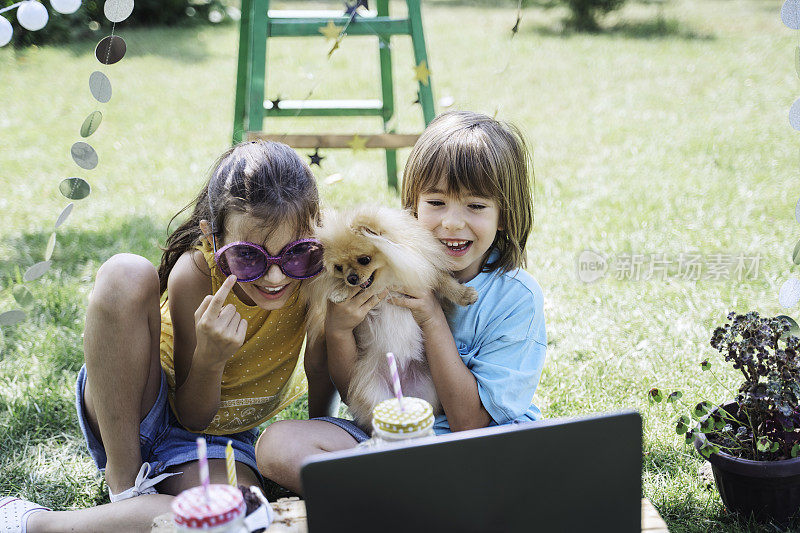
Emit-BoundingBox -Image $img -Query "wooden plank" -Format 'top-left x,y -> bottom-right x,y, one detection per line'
246,133 -> 420,149
641,498 -> 669,532
268,497 -> 308,532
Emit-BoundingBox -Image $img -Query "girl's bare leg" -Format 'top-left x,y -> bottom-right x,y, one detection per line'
255,420 -> 358,495
26,459 -> 258,533
81,253 -> 164,495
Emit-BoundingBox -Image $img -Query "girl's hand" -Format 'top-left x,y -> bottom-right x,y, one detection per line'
390,288 -> 445,330
325,289 -> 388,336
193,275 -> 248,369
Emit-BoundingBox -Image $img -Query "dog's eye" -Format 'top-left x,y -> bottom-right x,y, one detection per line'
334,264 -> 343,272
357,256 -> 371,266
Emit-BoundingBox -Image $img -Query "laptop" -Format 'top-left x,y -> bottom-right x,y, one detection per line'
300,410 -> 642,533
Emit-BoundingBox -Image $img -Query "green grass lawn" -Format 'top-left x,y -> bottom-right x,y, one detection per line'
1,0 -> 797,530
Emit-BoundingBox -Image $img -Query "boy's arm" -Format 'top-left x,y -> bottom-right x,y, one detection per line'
410,298 -> 492,432
304,335 -> 340,418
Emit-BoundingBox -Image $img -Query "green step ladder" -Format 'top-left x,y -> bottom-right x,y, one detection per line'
232,0 -> 436,189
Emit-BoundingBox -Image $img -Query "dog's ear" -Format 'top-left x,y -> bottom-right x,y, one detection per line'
354,224 -> 383,237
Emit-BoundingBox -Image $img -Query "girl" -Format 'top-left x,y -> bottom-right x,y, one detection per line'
2,140 -> 334,532
256,110 -> 547,493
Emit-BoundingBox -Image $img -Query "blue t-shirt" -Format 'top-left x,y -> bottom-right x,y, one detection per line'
433,260 -> 547,434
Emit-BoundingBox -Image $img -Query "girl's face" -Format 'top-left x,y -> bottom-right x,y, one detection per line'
417,180 -> 501,283
216,212 -> 307,310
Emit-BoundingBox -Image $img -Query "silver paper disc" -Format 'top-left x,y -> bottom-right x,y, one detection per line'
71,142 -> 98,170
12,285 -> 34,309
55,202 -> 74,228
80,111 -> 103,138
45,232 -> 56,261
23,261 -> 51,282
104,0 -> 134,22
780,278 -> 800,308
59,177 -> 91,200
95,35 -> 126,65
89,71 -> 111,103
790,98 -> 800,131
0,309 -> 26,326
783,0 -> 800,30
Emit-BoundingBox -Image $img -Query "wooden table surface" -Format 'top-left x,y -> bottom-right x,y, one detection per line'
153,497 -> 669,532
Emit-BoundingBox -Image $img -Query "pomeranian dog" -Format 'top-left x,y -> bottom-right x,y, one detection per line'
307,205 -> 478,428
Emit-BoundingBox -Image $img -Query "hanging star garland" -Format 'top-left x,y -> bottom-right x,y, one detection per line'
308,148 -> 325,167
319,20 -> 343,41
413,60 -> 431,86
511,0 -> 523,36
347,134 -> 367,152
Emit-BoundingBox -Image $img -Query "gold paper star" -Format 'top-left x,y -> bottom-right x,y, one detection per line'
327,40 -> 341,58
412,60 -> 431,86
347,134 -> 367,152
319,20 -> 343,41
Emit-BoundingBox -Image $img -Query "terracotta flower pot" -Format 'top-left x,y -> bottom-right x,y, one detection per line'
694,401 -> 800,524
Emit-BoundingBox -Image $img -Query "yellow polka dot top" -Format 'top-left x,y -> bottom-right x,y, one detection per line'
159,240 -> 308,435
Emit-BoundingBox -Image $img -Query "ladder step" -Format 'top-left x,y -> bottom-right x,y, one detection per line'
268,17 -> 411,37
246,133 -> 420,149
265,99 -> 384,117
267,10 -> 377,19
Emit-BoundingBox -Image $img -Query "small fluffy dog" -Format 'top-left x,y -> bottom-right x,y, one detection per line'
307,205 -> 478,428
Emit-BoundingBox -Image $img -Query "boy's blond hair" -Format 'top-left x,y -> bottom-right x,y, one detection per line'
401,111 -> 534,274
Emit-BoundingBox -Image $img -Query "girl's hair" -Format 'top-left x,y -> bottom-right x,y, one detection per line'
157,140 -> 320,295
401,111 -> 534,274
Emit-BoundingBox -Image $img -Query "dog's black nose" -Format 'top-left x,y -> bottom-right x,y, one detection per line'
346,274 -> 359,286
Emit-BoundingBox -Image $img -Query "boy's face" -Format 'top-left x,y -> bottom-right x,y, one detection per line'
416,180 -> 501,283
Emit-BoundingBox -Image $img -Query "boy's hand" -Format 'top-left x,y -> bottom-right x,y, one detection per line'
390,288 -> 445,331
194,275 -> 248,369
325,289 -> 388,336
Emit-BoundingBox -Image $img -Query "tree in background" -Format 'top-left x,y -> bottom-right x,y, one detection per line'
563,0 -> 626,30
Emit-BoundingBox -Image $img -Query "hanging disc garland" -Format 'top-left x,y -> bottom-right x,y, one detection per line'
2,0 -> 131,326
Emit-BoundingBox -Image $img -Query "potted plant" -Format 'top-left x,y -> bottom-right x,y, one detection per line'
650,311 -> 800,524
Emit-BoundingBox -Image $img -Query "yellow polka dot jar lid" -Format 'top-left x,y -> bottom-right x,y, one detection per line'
372,397 -> 434,434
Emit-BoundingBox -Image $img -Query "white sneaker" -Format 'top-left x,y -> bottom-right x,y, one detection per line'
0,497 -> 49,533
108,463 -> 180,502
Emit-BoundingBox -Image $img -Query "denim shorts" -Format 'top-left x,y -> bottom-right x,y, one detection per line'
312,416 -> 370,443
75,365 -> 262,484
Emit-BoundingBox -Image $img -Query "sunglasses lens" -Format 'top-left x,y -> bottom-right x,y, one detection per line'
282,241 -> 324,278
220,244 -> 266,281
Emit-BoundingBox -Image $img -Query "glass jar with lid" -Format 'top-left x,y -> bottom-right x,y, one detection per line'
359,397 -> 435,448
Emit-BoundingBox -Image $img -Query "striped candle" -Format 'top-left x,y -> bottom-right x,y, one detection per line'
196,437 -> 209,500
386,352 -> 405,411
225,440 -> 237,487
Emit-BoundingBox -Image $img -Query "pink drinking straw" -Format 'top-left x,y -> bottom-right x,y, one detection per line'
196,437 -> 210,501
386,352 -> 405,411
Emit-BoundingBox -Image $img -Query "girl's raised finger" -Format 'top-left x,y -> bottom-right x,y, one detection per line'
208,275 -> 237,315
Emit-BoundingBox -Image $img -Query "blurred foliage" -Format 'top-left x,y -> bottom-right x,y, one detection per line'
0,0 -> 237,47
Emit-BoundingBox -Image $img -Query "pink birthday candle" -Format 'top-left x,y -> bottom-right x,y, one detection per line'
386,352 -> 404,411
196,437 -> 210,500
